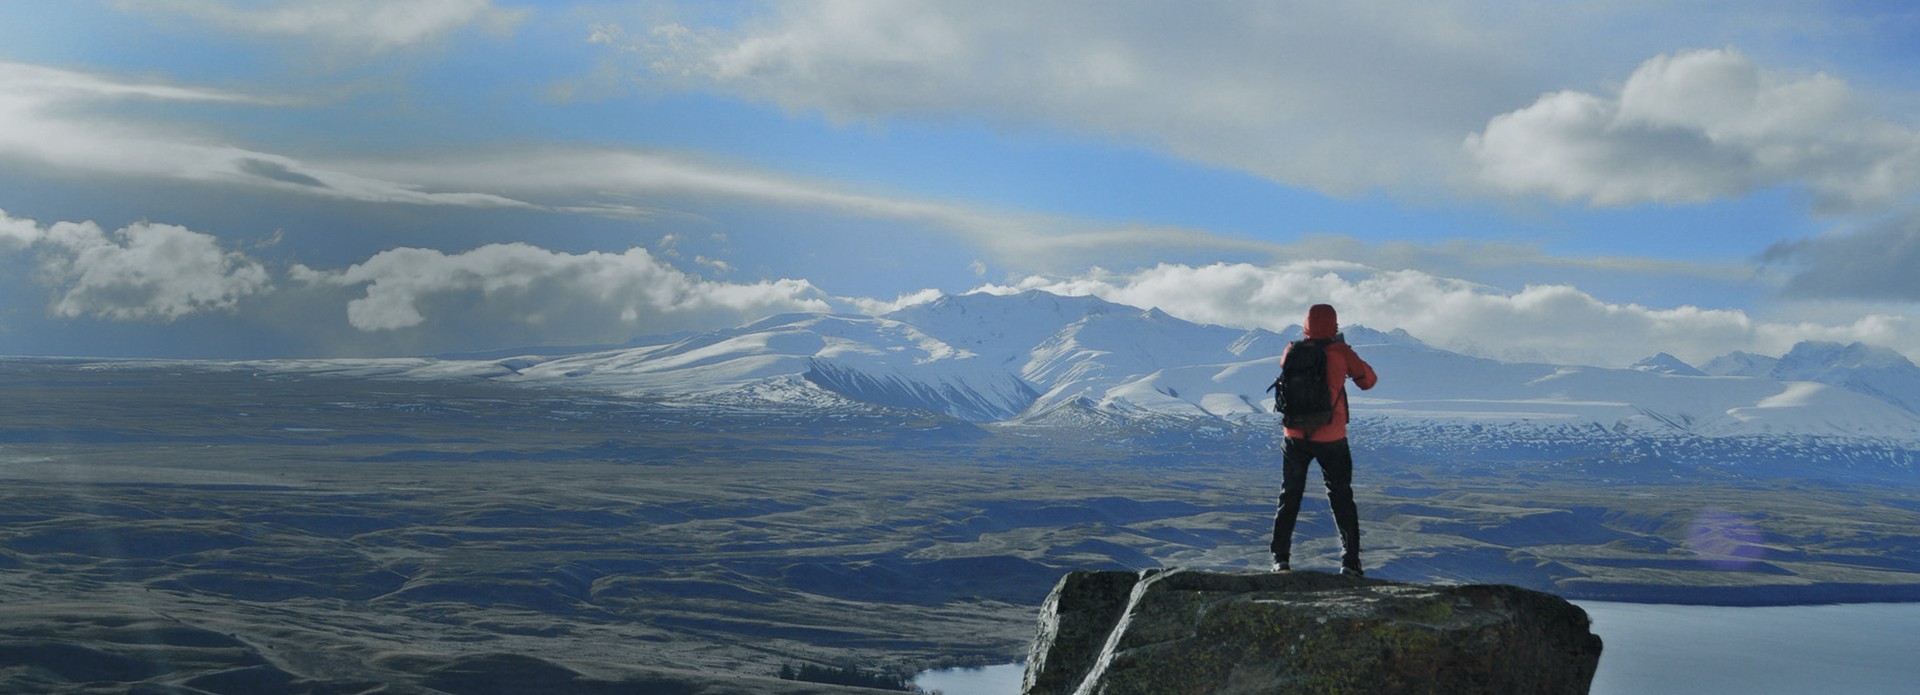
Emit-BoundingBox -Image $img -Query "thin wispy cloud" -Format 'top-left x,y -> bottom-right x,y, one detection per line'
0,62 -> 531,207
118,0 -> 528,53
343,148 -> 1280,270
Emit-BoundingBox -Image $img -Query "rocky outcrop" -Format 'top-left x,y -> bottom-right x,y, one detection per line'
1022,568 -> 1602,695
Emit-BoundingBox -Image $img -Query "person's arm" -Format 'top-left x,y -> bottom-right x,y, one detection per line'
1345,346 -> 1377,390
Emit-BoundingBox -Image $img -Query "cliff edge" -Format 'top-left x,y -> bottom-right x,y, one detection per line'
1022,568 -> 1602,695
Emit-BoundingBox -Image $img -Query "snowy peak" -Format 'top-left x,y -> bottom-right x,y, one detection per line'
1630,352 -> 1706,377
881,290 -> 1120,357
1702,350 -> 1778,377
1773,341 -> 1917,378
509,311 -> 1041,421
1225,331 -> 1291,361
1771,341 -> 1920,415
1342,326 -> 1435,350
431,291 -> 1920,441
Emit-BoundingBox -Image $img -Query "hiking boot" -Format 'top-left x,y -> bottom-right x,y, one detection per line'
1339,565 -> 1364,578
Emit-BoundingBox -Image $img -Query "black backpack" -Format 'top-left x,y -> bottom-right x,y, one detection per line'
1267,338 -> 1339,434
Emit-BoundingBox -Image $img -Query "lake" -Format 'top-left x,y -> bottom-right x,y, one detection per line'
914,602 -> 1920,694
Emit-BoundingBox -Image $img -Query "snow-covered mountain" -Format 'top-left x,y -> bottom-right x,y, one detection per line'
484,291 -> 1920,441
1630,352 -> 1706,376
244,290 -> 1920,444
1701,350 -> 1778,377
509,310 -> 1040,421
1769,341 -> 1920,416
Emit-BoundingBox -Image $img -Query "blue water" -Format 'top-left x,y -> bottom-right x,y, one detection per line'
914,602 -> 1920,694
913,663 -> 1025,694
1578,601 -> 1920,695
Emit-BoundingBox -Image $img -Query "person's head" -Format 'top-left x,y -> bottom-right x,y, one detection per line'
1305,304 -> 1338,339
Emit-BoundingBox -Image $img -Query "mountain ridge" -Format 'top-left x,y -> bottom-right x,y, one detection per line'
230,290 -> 1920,444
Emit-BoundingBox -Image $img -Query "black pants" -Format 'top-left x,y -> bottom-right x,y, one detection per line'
1269,437 -> 1361,567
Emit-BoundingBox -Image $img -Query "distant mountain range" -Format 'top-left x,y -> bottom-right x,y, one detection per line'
304,290 -> 1920,444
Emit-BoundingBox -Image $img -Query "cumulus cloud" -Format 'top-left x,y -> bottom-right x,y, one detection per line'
120,0 -> 527,53
0,208 -> 270,321
1468,48 -> 1920,210
979,260 -> 1917,367
5,207 -> 836,348
291,242 -> 832,339
0,208 -> 41,250
7,207 -> 1909,363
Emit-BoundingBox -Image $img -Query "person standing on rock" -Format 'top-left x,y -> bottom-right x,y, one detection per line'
1269,303 -> 1378,577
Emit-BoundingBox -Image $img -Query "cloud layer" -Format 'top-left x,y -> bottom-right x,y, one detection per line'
976,261 -> 1916,367
612,3 -> 1920,214
2,61 -> 1230,276
615,0 -> 1531,195
5,209 -> 1914,364
4,210 -> 828,349
0,62 -> 531,208
291,242 -> 831,338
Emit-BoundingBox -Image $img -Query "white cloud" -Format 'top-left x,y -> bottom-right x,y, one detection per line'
0,208 -> 270,322
343,147 -> 1276,271
0,208 -> 41,250
843,287 -> 944,316
8,209 -> 1906,363
981,260 -> 1918,367
121,0 -> 527,53
292,242 -> 831,338
0,61 -> 272,105
611,4 -> 1920,212
352,148 -> 998,224
1467,48 -> 1920,210
607,0 -> 1537,196
0,61 -> 533,208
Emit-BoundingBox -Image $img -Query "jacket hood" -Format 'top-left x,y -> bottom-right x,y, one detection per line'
1304,304 -> 1338,339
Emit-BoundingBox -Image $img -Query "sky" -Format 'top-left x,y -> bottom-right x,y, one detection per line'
3,1 -> 1920,367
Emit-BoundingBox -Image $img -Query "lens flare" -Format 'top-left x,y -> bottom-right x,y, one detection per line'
1686,509 -> 1767,570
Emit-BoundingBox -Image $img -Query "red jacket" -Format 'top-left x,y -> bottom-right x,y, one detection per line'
1281,305 -> 1378,442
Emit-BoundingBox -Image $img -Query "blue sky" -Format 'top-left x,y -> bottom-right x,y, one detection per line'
3,1 -> 1920,366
